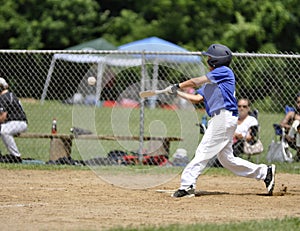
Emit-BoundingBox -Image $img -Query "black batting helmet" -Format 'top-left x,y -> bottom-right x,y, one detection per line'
202,44 -> 232,68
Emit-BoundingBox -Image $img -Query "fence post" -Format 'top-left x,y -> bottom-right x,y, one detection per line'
138,51 -> 146,164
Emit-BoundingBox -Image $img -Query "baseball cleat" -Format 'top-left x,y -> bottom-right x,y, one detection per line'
171,185 -> 195,198
264,164 -> 276,195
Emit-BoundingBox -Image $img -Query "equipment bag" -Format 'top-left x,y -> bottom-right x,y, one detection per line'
266,137 -> 293,163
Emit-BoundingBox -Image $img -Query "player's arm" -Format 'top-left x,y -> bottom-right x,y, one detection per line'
280,111 -> 294,130
165,75 -> 210,96
177,91 -> 203,104
178,75 -> 210,89
0,111 -> 7,123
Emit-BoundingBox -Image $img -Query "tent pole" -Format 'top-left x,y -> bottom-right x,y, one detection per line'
41,56 -> 56,104
96,62 -> 104,104
149,59 -> 159,109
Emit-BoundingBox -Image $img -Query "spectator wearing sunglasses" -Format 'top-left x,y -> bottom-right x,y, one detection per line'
280,93 -> 300,161
233,98 -> 258,157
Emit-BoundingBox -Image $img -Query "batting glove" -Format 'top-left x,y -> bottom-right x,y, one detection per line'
166,84 -> 180,96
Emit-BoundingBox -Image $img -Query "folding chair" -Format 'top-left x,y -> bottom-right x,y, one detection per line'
266,126 -> 293,163
272,105 -> 297,150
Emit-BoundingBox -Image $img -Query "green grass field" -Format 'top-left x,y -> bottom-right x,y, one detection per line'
108,217 -> 299,231
0,99 -> 294,164
0,100 -> 299,230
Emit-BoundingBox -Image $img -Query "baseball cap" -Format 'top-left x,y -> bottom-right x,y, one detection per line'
0,78 -> 8,88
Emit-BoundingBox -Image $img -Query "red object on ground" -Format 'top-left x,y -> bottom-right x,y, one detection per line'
161,104 -> 177,110
102,100 -> 117,107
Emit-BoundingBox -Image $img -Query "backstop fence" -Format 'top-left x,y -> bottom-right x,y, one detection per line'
0,50 -> 299,171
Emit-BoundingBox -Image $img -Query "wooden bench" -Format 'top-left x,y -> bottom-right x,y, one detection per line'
16,133 -> 183,161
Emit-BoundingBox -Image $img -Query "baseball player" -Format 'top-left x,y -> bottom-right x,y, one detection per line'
0,78 -> 27,163
165,44 -> 276,197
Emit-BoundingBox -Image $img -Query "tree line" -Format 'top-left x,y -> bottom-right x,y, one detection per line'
0,0 -> 299,52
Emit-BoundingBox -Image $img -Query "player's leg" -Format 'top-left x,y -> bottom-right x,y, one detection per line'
218,144 -> 267,179
172,110 -> 236,197
218,144 -> 275,195
1,121 -> 27,157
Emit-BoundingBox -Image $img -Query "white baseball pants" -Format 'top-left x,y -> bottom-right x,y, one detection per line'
1,121 -> 27,157
180,109 -> 268,190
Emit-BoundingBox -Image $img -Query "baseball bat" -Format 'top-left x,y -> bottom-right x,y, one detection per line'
139,89 -> 169,98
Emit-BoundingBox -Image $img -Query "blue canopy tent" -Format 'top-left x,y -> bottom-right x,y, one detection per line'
119,37 -> 204,159
66,38 -> 117,51
118,36 -> 201,63
118,36 -> 203,102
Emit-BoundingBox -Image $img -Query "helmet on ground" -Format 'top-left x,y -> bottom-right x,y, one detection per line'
202,44 -> 232,68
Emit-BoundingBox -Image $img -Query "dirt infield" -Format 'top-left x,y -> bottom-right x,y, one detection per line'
0,169 -> 299,231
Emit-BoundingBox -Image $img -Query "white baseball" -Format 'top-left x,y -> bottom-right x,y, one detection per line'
87,76 -> 96,86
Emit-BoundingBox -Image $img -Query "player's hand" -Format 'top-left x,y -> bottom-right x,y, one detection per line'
165,84 -> 180,95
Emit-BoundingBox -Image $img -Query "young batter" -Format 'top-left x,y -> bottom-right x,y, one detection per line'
166,44 -> 275,197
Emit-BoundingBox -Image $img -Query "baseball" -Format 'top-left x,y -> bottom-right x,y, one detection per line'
87,76 -> 96,86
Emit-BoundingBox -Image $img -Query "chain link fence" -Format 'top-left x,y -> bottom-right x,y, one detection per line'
0,50 -> 299,187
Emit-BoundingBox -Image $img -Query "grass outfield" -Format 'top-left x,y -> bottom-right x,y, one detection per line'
0,99 -> 294,164
108,217 -> 300,231
1,160 -> 299,176
0,98 -> 299,231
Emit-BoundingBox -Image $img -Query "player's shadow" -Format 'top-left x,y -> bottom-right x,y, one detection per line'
225,192 -> 286,197
194,190 -> 229,196
195,191 -> 282,197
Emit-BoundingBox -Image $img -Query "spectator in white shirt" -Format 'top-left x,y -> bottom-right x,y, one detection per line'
233,98 -> 258,157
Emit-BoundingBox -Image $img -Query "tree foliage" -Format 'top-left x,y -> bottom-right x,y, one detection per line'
0,0 -> 105,49
0,0 -> 299,52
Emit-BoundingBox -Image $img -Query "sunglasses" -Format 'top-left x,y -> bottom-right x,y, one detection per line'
238,105 -> 248,108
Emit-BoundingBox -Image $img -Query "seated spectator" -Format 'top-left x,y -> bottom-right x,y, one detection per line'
280,93 -> 300,161
233,98 -> 259,157
0,78 -> 27,163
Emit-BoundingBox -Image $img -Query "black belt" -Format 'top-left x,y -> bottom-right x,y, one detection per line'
211,109 -> 238,117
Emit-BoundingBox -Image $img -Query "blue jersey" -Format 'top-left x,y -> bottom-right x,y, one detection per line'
196,66 -> 238,117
